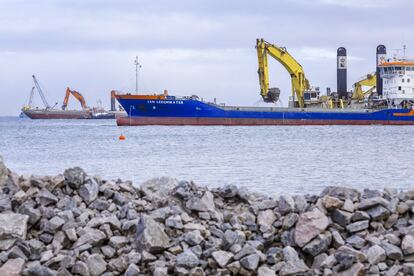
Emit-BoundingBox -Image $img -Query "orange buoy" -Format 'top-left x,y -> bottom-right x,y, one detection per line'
119,134 -> 126,140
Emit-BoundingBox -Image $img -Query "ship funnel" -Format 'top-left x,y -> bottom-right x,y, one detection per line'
376,45 -> 386,96
337,47 -> 347,99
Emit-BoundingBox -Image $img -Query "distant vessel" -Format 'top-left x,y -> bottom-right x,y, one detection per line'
116,41 -> 414,126
22,108 -> 90,119
21,76 -> 125,119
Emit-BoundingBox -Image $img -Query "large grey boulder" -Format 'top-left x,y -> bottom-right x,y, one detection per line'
346,220 -> 369,233
240,254 -> 260,271
279,195 -> 295,215
165,215 -> 183,229
184,230 -> 204,246
0,258 -> 25,275
109,236 -> 128,250
0,155 -> 9,186
234,244 -> 257,260
26,264 -> 57,276
141,177 -> 178,202
258,266 -> 276,276
176,249 -> 199,268
380,242 -> 403,260
302,232 -> 332,256
257,210 -> 276,230
402,234 -> 414,255
63,167 -> 86,189
136,215 -> 170,253
87,215 -> 121,230
331,209 -> 352,227
366,205 -> 390,221
280,247 -> 309,275
294,208 -> 329,247
322,195 -> 343,210
125,264 -> 140,276
321,186 -> 360,202
337,262 -> 365,276
217,184 -> 239,198
38,188 -> 58,206
366,244 -> 386,265
86,254 -> 107,276
0,212 -> 29,240
71,261 -> 89,275
358,197 -> 389,210
44,216 -> 65,233
18,204 -> 41,225
0,193 -> 11,212
212,250 -> 234,268
79,178 -> 99,204
73,228 -> 106,248
186,191 -> 215,212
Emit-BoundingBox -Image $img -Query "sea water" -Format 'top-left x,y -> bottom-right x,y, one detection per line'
0,117 -> 413,196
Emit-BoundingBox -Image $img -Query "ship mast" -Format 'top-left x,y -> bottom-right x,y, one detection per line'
134,56 -> 142,94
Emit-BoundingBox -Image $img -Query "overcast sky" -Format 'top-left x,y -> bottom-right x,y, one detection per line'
1,0 -> 413,115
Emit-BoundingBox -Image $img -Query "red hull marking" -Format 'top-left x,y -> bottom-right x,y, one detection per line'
116,116 -> 414,126
25,113 -> 89,119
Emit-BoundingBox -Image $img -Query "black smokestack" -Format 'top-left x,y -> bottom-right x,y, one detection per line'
376,45 -> 386,96
110,91 -> 116,111
337,47 -> 347,99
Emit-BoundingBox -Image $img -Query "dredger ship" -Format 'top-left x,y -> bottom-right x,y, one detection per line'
116,39 -> 414,126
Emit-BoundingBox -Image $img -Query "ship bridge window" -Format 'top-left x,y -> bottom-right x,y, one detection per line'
395,67 -> 402,70
407,67 -> 411,71
311,92 -> 317,98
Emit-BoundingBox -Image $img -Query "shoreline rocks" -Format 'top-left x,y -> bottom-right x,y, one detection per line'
1,156 -> 414,275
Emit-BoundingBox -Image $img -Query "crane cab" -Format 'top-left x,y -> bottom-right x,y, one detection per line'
288,88 -> 320,108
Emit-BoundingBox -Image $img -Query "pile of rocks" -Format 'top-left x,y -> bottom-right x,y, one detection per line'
1,156 -> 414,275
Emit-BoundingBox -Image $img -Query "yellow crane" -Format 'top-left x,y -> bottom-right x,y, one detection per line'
351,73 -> 376,101
256,39 -> 310,108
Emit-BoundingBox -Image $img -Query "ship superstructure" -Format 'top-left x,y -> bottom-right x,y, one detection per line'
380,59 -> 414,107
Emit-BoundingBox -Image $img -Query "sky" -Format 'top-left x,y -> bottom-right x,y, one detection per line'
1,0 -> 413,115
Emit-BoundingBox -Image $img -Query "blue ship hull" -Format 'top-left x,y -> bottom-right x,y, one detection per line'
116,97 -> 414,125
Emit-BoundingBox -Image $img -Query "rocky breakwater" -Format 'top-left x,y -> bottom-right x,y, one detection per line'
1,156 -> 414,275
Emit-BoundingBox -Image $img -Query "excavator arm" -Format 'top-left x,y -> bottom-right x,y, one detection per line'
62,87 -> 88,110
351,73 -> 376,101
256,39 -> 310,108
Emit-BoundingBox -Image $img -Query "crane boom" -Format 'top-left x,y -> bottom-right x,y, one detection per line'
28,86 -> 35,107
352,73 -> 376,101
256,39 -> 310,107
32,75 -> 51,109
62,87 -> 88,110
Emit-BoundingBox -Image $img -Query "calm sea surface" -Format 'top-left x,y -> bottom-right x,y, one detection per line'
0,117 -> 413,195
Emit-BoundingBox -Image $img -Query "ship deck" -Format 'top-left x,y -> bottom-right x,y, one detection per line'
214,104 -> 375,113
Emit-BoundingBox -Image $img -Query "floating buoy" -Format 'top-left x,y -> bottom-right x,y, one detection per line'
119,134 -> 126,141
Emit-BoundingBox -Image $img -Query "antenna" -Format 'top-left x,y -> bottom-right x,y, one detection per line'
403,45 -> 406,59
134,56 -> 142,94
